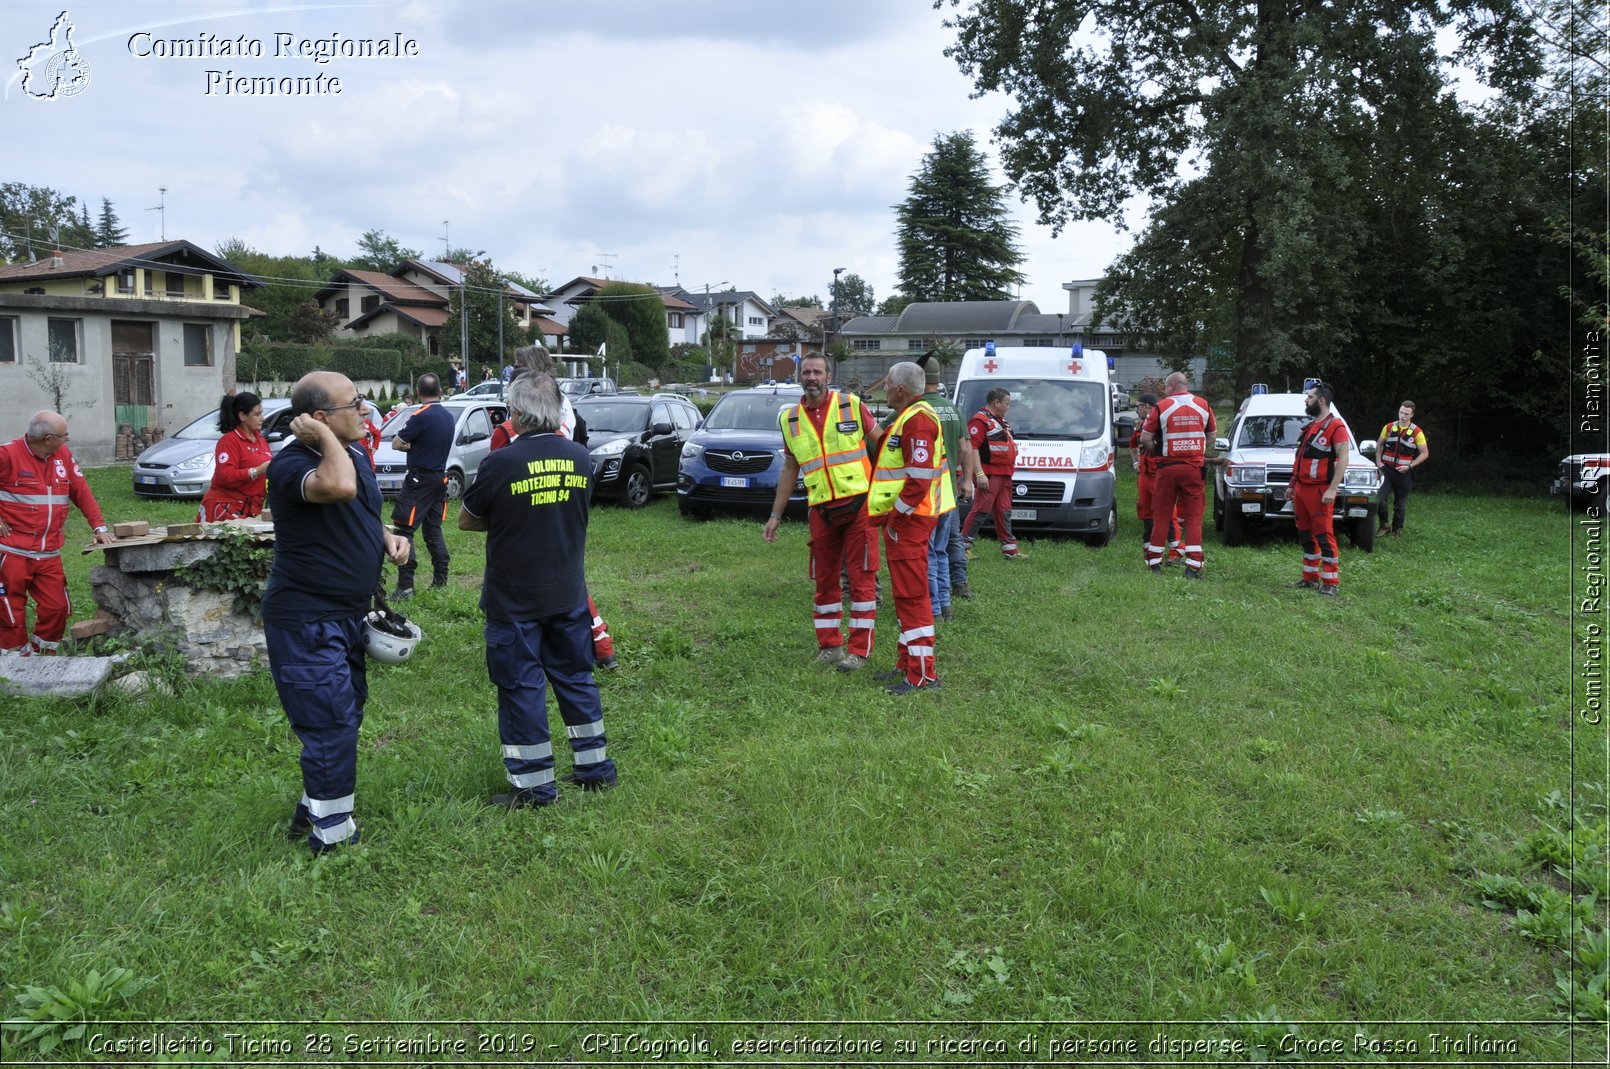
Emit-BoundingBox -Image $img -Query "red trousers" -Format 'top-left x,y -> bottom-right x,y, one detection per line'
962,473 -> 1019,555
1136,471 -> 1182,560
588,595 -> 615,660
881,512 -> 937,684
0,551 -> 69,651
1291,483 -> 1340,588
1147,463 -> 1205,572
809,504 -> 879,657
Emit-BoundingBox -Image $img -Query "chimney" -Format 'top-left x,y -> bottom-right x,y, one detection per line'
50,250 -> 65,269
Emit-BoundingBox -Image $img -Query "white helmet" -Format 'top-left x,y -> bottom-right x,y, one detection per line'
364,610 -> 422,664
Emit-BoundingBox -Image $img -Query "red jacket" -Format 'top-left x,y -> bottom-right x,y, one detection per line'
968,409 -> 1018,475
0,437 -> 106,557
200,427 -> 273,521
1143,392 -> 1216,461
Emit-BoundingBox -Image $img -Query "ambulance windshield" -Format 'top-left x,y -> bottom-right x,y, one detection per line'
955,378 -> 1107,441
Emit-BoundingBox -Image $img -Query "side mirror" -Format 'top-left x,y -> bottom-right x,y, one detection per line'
652,421 -> 674,436
461,430 -> 489,445
1214,437 -> 1229,451
1359,440 -> 1376,456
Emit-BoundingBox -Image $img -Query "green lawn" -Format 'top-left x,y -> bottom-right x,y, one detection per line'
1,468 -> 1603,1063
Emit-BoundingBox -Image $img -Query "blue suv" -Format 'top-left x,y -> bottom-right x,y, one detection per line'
677,386 -> 808,519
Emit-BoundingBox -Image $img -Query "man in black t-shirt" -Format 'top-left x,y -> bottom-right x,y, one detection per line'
263,371 -> 410,853
460,372 -> 618,807
392,373 -> 455,599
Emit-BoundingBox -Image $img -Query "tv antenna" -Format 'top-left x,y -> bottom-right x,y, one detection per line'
595,253 -> 615,279
146,186 -> 167,241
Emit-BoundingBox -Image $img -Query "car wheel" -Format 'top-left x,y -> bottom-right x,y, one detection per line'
1222,498 -> 1246,546
624,464 -> 652,508
445,468 -> 465,501
1350,514 -> 1376,553
1083,502 -> 1116,547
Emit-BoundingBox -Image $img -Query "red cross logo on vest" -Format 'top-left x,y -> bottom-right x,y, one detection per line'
983,358 -> 999,373
1067,360 -> 1082,375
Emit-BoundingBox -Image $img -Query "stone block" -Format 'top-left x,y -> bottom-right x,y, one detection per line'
114,540 -> 223,573
0,654 -> 119,697
70,618 -> 109,640
113,521 -> 151,538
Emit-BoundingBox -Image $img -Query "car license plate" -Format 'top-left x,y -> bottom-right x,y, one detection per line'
1242,502 -> 1260,513
720,476 -> 748,488
136,475 -> 157,485
378,478 -> 401,491
1009,508 -> 1036,521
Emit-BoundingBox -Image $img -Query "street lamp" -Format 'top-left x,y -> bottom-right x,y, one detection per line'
830,267 -> 846,367
460,249 -> 485,374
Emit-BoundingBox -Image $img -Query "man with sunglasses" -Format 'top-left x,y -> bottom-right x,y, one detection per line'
0,410 -> 116,654
262,372 -> 410,853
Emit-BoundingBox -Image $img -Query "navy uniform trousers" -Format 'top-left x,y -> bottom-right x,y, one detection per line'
266,617 -> 366,850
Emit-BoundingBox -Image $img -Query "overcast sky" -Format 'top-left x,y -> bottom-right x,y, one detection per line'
3,0 -> 1138,312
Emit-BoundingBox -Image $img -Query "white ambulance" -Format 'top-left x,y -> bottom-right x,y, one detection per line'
952,343 -> 1117,545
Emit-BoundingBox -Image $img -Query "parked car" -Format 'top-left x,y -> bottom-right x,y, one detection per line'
372,397 -> 509,500
560,377 -> 617,400
1211,390 -> 1381,551
131,398 -> 384,499
1552,454 -> 1609,509
575,393 -> 701,507
454,380 -> 506,400
677,386 -> 808,519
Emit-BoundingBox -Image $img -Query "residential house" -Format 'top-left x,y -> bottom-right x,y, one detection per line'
0,240 -> 260,462
315,259 -> 562,365
679,288 -> 776,341
544,277 -> 713,369
770,305 -> 828,344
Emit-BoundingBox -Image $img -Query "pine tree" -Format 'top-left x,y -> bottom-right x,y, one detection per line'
893,131 -> 1026,303
94,197 -> 128,248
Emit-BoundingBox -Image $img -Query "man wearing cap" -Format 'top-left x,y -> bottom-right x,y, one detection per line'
764,353 -> 883,672
867,361 -> 954,694
920,358 -> 975,618
1285,381 -> 1351,596
0,410 -> 116,654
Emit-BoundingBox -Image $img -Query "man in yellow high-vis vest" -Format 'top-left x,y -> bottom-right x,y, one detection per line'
764,354 -> 884,671
867,361 -> 955,695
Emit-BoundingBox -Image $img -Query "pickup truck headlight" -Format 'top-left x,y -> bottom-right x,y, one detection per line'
1226,463 -> 1265,486
591,439 -> 628,458
681,442 -> 704,460
1342,467 -> 1379,490
1079,442 -> 1110,469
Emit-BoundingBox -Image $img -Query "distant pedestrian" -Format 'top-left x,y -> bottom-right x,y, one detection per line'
1285,382 -> 1351,596
920,358 -> 975,618
200,392 -> 272,521
390,373 -> 453,599
960,388 -> 1024,560
867,361 -> 955,695
460,372 -> 618,806
262,372 -> 411,852
764,353 -> 882,671
1375,401 -> 1428,537
1138,372 -> 1216,578
1128,393 -> 1181,564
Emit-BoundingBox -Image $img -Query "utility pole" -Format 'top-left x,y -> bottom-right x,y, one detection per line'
830,267 -> 845,367
441,220 -> 450,260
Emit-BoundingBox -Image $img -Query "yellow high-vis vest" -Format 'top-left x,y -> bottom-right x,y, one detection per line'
867,400 -> 956,518
779,391 -> 873,505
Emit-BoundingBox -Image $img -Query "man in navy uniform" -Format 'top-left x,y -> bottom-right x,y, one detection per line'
391,372 -> 455,599
263,371 -> 409,853
460,372 -> 618,806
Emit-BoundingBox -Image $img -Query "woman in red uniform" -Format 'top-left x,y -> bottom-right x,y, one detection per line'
199,392 -> 272,521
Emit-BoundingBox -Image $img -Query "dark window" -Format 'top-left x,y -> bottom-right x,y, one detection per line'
335,298 -> 350,318
671,402 -> 696,431
668,312 -> 683,328
167,272 -> 187,297
651,402 -> 671,428
362,294 -> 380,314
117,269 -> 135,294
183,323 -> 212,367
48,318 -> 80,363
460,407 -> 491,442
0,316 -> 15,363
852,339 -> 880,351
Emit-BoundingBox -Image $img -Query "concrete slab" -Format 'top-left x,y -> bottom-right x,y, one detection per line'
0,654 -> 122,698
115,540 -> 221,573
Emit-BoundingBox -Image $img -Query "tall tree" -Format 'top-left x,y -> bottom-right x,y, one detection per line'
939,0 -> 1542,397
597,282 -> 671,370
831,272 -> 876,318
213,237 -> 331,342
94,197 -> 127,247
439,257 -> 529,367
0,183 -> 84,262
894,131 -> 1026,302
349,229 -> 421,272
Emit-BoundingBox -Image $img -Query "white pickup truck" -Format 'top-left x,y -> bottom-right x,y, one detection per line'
1552,454 -> 1609,509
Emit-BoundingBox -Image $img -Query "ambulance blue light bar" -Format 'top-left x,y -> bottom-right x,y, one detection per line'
1302,377 -> 1320,392
1251,383 -> 1269,395
984,340 -> 996,357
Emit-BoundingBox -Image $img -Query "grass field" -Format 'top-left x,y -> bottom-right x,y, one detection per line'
1,467 -> 1605,1064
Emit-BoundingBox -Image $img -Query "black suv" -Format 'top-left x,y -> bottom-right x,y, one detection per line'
575,393 -> 701,507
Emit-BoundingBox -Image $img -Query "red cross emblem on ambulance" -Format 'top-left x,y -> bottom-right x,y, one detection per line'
983,358 -> 999,373
1067,360 -> 1082,375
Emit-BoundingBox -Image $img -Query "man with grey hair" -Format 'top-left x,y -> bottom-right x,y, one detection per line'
0,410 -> 116,653
460,373 -> 618,806
866,361 -> 955,694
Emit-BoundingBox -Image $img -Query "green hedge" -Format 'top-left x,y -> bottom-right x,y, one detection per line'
241,338 -> 442,386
